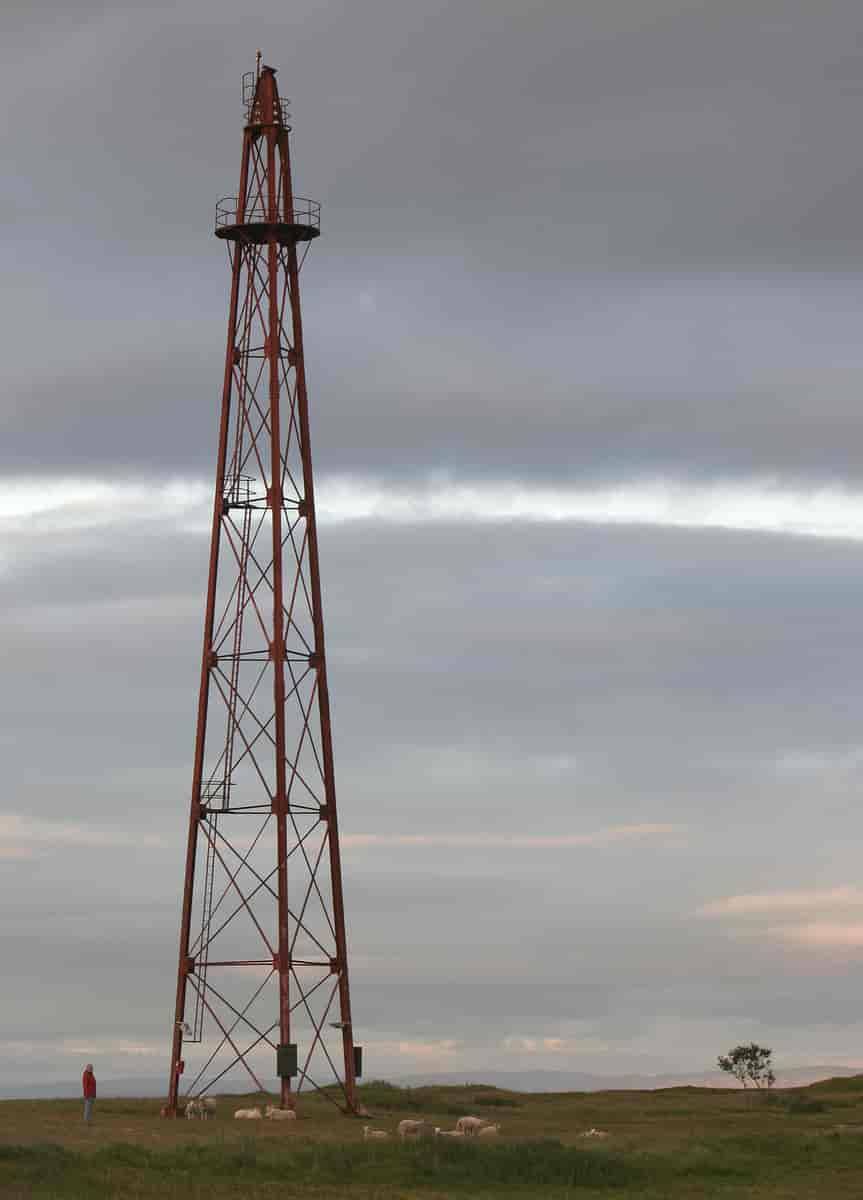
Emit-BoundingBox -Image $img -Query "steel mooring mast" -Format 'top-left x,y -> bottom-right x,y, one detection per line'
166,62 -> 358,1115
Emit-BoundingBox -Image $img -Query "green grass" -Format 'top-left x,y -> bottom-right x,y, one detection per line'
2,1077 -> 863,1197
357,1080 -> 522,1116
0,1137 -> 651,1196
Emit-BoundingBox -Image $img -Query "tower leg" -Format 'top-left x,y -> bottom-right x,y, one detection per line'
167,244 -> 243,1115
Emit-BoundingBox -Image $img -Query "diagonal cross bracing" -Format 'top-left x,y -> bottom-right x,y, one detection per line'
167,64 -> 358,1116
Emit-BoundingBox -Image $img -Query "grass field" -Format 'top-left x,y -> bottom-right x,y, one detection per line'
3,1076 -> 863,1198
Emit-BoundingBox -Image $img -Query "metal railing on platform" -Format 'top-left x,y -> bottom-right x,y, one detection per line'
214,196 -> 321,233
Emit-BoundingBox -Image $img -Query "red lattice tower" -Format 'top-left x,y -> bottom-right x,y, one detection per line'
166,62 -> 358,1115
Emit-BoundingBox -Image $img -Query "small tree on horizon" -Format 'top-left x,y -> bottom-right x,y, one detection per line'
717,1043 -> 776,1089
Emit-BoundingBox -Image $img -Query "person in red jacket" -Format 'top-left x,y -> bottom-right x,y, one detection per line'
82,1063 -> 96,1124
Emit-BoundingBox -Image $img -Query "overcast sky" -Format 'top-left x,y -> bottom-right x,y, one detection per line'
4,0 -> 863,1090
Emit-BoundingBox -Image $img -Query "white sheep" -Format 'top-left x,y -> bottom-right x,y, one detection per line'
455,1116 -> 485,1136
478,1123 -> 501,1138
579,1128 -> 609,1139
264,1104 -> 297,1121
184,1099 -> 201,1120
397,1119 -> 434,1139
201,1096 -> 217,1119
233,1106 -> 263,1120
362,1125 -> 390,1140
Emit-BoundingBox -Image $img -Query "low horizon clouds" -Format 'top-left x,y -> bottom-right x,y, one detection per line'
0,810 -> 683,858
10,474 -> 863,546
699,886 -> 863,953
342,823 -> 683,850
0,813 -> 168,858
699,886 -> 863,919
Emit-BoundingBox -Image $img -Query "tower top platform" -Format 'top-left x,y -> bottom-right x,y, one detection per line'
213,65 -> 320,243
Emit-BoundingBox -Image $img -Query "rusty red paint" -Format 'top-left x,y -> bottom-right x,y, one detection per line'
166,64 -> 357,1116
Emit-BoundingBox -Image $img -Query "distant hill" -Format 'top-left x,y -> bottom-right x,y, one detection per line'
393,1066 -> 863,1093
1,1065 -> 860,1100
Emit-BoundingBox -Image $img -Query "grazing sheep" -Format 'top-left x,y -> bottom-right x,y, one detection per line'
264,1104 -> 297,1121
184,1099 -> 201,1120
478,1123 -> 501,1138
363,1125 -> 390,1140
201,1096 -> 217,1119
397,1119 -> 435,1139
233,1106 -> 263,1120
455,1116 -> 485,1136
